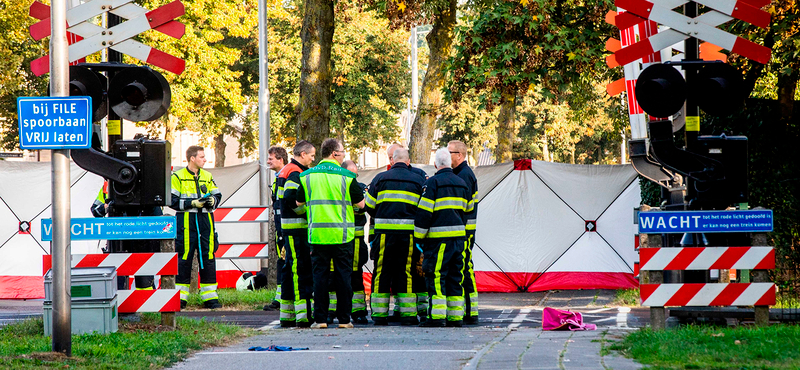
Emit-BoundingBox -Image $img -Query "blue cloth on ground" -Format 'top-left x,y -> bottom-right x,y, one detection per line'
248,345 -> 309,351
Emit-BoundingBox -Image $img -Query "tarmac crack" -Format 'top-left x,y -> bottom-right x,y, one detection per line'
515,330 -> 541,370
558,332 -> 575,370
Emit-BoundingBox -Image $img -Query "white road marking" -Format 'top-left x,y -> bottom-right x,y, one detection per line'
508,308 -> 532,328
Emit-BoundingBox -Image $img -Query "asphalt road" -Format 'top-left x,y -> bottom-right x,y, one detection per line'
176,290 -> 649,330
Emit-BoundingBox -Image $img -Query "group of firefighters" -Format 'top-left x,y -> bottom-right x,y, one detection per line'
266,139 -> 479,328
91,137 -> 479,328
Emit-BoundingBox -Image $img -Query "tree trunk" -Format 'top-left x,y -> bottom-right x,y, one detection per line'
214,133 -> 226,167
297,0 -> 335,154
777,71 -> 798,125
408,0 -> 457,164
495,92 -> 516,163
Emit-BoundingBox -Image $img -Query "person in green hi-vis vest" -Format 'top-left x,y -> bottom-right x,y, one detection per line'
295,138 -> 366,329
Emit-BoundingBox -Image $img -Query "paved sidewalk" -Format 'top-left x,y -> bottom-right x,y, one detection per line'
171,326 -> 641,370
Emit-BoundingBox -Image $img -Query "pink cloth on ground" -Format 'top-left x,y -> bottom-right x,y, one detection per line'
542,307 -> 597,331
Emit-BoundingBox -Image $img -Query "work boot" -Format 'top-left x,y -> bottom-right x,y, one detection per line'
373,317 -> 388,326
400,316 -> 419,326
419,319 -> 445,327
338,322 -> 354,329
297,321 -> 312,328
388,310 -> 401,323
446,320 -> 463,328
204,300 -> 222,309
180,301 -> 187,310
326,315 -> 336,325
280,320 -> 296,328
268,300 -> 280,309
352,316 -> 369,325
464,316 -> 479,325
311,322 -> 328,329
417,315 -> 427,325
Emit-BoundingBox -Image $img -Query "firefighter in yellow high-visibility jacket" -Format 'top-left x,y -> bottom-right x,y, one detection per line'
169,146 -> 223,309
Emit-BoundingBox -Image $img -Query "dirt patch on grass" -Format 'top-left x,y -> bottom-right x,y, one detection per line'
17,351 -> 83,362
119,322 -> 177,333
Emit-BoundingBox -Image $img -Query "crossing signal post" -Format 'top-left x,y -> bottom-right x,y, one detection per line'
26,0 -> 187,350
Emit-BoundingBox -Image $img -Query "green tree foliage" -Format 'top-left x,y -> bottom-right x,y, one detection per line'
445,0 -> 619,162
368,0 -> 459,163
0,1 -> 48,150
330,3 -> 410,154
237,0 -> 410,155
137,0 -> 255,148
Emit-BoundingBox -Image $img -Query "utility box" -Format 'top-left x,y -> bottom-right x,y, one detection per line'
43,267 -> 119,336
43,296 -> 118,336
44,267 -> 117,302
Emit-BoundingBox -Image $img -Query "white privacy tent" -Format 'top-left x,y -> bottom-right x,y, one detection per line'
359,159 -> 639,293
0,158 -> 638,298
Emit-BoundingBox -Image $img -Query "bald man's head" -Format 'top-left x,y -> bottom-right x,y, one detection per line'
387,143 -> 401,165
342,159 -> 358,174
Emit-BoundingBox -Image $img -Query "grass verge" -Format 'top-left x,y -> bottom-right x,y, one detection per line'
613,288 -> 640,306
0,313 -> 248,369
611,325 -> 800,369
185,288 -> 276,311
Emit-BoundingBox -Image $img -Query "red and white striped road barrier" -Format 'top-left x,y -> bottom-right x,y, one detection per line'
30,0 -> 186,76
213,206 -> 270,223
215,243 -> 268,259
614,0 -> 771,65
118,289 -> 180,313
640,246 -> 774,271
42,253 -> 178,276
640,282 -> 776,307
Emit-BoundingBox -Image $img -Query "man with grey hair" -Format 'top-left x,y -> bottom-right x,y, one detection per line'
365,146 -> 426,325
448,140 -> 480,324
414,148 -> 472,327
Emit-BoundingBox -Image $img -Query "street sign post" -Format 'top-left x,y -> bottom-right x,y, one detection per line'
17,96 -> 91,150
638,210 -> 773,234
41,216 -> 177,241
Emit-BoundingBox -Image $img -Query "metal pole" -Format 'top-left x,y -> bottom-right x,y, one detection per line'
258,0 -> 274,279
50,0 -> 71,356
411,26 -> 419,110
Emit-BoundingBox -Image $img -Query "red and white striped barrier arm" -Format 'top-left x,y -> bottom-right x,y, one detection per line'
614,0 -> 771,64
42,253 -> 178,276
118,289 -> 181,313
214,206 -> 270,223
640,246 -> 774,271
215,243 -> 269,259
640,283 -> 775,306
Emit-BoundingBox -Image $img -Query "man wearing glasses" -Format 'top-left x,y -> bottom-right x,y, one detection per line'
295,138 -> 366,328
448,140 -> 480,325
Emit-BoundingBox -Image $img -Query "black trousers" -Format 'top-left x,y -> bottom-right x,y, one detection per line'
423,238 -> 465,321
176,212 -> 219,303
311,242 -> 354,324
371,233 -> 416,295
281,234 -> 314,322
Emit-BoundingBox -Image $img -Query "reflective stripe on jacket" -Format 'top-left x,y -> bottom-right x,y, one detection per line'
365,163 -> 425,234
299,159 -> 358,244
414,168 -> 472,240
279,159 -> 308,234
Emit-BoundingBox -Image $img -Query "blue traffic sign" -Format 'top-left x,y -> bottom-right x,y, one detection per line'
638,210 -> 773,234
41,216 -> 176,241
17,96 -> 92,149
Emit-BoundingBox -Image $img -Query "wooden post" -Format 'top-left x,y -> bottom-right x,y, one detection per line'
641,205 -> 666,330
751,232 -> 770,327
160,239 -> 176,327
